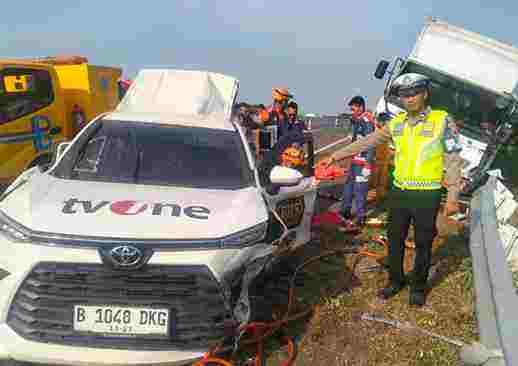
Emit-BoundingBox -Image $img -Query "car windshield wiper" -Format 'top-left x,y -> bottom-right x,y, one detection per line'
134,150 -> 142,183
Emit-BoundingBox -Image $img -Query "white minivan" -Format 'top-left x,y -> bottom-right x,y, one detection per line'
0,69 -> 317,365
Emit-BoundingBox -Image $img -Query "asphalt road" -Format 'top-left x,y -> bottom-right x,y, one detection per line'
305,115 -> 347,131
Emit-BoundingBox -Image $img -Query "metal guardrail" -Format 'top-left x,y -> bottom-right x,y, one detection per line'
463,176 -> 518,365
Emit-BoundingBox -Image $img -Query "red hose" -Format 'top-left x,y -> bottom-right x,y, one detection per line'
192,247 -> 360,365
192,356 -> 233,366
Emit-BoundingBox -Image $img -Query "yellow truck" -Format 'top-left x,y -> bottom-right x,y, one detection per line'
0,56 -> 122,185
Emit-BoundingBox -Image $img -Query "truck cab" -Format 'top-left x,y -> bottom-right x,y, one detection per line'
0,56 -> 121,186
373,18 -> 518,193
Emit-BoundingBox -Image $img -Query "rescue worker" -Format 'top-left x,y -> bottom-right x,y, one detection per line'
286,101 -> 306,134
267,87 -> 292,138
339,96 -> 376,227
281,144 -> 306,172
325,73 -> 464,306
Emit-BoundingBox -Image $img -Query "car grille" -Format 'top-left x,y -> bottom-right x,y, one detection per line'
7,262 -> 233,350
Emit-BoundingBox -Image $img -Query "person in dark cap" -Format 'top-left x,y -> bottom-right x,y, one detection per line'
338,95 -> 376,227
285,101 -> 306,135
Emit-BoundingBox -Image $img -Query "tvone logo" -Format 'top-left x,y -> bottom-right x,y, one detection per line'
62,198 -> 210,220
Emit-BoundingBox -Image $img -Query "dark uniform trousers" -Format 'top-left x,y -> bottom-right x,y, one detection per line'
387,187 -> 442,292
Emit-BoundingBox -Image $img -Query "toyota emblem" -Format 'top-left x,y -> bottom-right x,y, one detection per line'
109,245 -> 143,267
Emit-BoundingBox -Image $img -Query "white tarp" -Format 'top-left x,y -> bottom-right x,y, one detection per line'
498,224 -> 518,270
116,69 -> 239,121
410,18 -> 518,97
494,180 -> 517,224
493,178 -> 518,269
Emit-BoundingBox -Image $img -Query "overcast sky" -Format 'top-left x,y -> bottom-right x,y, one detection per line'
3,1 -> 517,113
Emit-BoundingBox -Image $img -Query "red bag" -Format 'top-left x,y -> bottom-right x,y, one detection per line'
311,211 -> 346,227
315,163 -> 346,180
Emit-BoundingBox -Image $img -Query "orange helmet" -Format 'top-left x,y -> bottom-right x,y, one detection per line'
259,108 -> 270,123
272,87 -> 292,102
281,145 -> 305,167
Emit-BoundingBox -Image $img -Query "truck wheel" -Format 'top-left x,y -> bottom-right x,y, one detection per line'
28,154 -> 52,171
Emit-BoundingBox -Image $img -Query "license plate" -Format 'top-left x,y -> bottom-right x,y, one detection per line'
276,197 -> 305,229
73,305 -> 170,336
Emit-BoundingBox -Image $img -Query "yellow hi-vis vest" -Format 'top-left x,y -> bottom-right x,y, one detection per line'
388,110 -> 448,190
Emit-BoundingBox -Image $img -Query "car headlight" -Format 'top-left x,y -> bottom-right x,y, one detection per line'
0,212 -> 30,242
221,222 -> 268,248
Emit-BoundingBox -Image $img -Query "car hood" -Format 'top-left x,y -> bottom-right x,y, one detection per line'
0,173 -> 268,239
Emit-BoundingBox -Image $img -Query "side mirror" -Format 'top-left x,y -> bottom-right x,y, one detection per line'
269,165 -> 304,186
374,60 -> 390,79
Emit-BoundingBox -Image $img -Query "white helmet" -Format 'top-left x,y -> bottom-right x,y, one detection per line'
391,73 -> 431,95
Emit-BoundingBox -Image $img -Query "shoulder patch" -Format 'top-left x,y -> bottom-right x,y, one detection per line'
392,122 -> 405,136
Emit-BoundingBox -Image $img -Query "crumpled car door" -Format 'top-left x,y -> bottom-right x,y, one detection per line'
257,131 -> 317,248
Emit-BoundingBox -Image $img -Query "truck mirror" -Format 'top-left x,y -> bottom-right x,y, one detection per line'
50,126 -> 62,135
374,60 -> 390,79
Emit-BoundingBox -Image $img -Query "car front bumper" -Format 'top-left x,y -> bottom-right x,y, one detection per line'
0,240 -> 244,366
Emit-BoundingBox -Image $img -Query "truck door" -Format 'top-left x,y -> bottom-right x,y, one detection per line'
258,131 -> 317,248
0,66 -> 64,183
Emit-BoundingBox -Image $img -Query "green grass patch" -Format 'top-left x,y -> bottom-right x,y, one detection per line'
263,220 -> 477,365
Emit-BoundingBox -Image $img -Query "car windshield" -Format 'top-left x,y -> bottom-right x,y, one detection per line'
54,119 -> 252,190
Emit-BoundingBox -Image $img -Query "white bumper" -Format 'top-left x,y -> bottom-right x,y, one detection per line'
0,325 -> 202,365
0,239 -> 242,365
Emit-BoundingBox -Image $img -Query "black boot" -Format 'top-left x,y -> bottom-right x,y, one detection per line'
409,291 -> 426,306
378,281 -> 406,300
340,208 -> 352,221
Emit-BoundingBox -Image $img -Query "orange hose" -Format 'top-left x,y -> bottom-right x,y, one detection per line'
279,336 -> 297,366
192,247 -> 360,365
192,356 -> 234,366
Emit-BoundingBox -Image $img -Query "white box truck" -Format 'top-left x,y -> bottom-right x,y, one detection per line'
374,17 -> 518,193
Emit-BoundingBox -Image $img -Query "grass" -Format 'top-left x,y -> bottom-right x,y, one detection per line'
242,129 -> 478,364
261,214 -> 478,365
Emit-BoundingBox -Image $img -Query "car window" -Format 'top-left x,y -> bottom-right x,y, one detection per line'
0,68 -> 54,125
66,120 -> 252,190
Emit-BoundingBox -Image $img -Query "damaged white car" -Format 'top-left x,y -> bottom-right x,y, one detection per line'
0,70 -> 317,365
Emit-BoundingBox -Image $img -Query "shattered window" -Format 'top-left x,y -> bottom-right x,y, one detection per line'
73,136 -> 107,173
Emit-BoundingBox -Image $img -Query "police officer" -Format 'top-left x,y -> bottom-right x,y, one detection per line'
325,73 -> 464,306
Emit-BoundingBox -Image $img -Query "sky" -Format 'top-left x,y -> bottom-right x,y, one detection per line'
2,1 -> 518,114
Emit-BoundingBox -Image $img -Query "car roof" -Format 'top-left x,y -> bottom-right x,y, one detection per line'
103,110 -> 237,131
112,69 -> 239,131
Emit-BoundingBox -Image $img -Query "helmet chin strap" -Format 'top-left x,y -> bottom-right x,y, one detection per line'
407,104 -> 427,118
